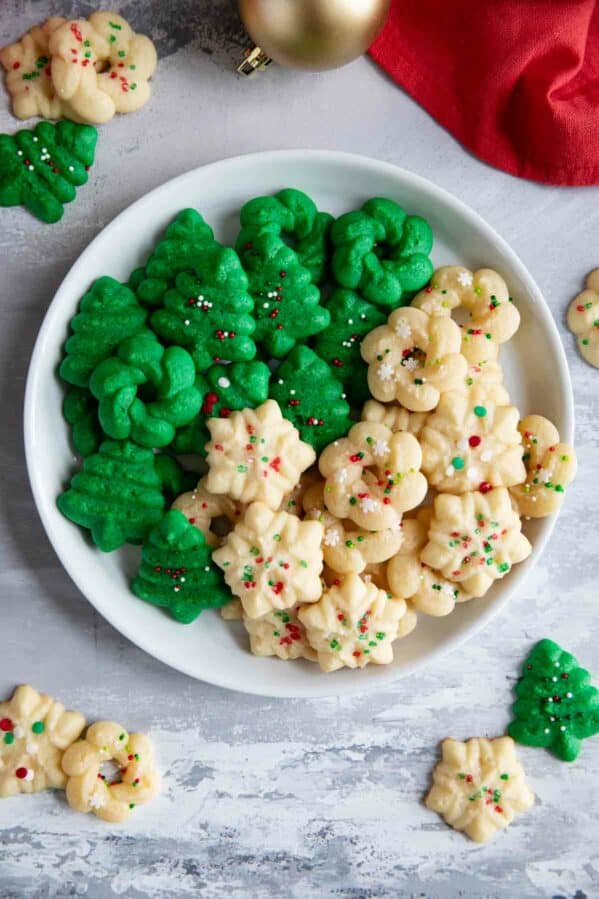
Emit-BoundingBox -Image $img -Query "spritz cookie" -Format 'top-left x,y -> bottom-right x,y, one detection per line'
0,17 -> 65,120
425,736 -> 534,843
459,331 -> 510,405
567,268 -> 599,367
510,415 -> 577,518
318,421 -> 427,530
213,502 -> 323,619
205,400 -> 316,509
361,306 -> 467,412
360,398 -> 428,438
421,488 -> 531,597
419,389 -> 525,494
62,721 -> 159,823
243,605 -> 317,662
0,685 -> 85,798
298,573 -> 411,672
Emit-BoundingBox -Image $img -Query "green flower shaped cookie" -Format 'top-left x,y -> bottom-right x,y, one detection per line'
237,187 -> 333,284
151,245 -> 256,370
269,346 -> 352,452
89,331 -> 203,448
330,197 -> 433,307
508,638 -> 599,761
132,509 -> 232,623
0,120 -> 97,223
237,232 -> 330,358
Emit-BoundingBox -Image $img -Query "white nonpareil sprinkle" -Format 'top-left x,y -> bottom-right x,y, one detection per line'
402,357 -> 419,371
24,769 -> 34,782
445,465 -> 455,477
456,438 -> 468,451
68,165 -> 74,172
360,497 -> 378,513
217,377 -> 230,388
184,319 -> 190,326
457,270 -> 473,287
395,319 -> 412,339
372,440 -> 389,457
89,790 -> 106,809
324,529 -> 341,547
13,725 -> 24,739
378,362 -> 394,381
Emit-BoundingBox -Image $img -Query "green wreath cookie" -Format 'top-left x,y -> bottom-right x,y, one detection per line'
237,188 -> 333,284
59,276 -> 147,389
132,510 -> 232,623
330,197 -> 433,307
89,331 -> 203,448
237,232 -> 330,358
63,388 -> 102,458
150,246 -> 256,370
174,360 -> 271,454
269,346 -> 352,452
0,120 -> 97,223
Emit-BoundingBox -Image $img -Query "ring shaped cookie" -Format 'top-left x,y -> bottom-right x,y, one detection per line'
318,420 -> 428,531
567,268 -> 599,368
510,415 -> 577,518
172,477 -> 244,547
90,11 -> 157,115
62,721 -> 159,823
361,306 -> 467,412
412,266 -> 521,345
49,19 -> 114,124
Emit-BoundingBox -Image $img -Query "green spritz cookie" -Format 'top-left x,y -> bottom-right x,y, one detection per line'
132,509 -> 232,623
330,197 -> 433,307
238,187 -> 333,283
89,331 -> 203,448
150,245 -> 256,370
63,388 -> 102,458
174,360 -> 271,454
269,346 -> 352,452
313,288 -> 386,407
508,638 -> 599,762
57,440 -> 166,552
154,454 -> 197,503
237,232 -> 330,358
135,209 -> 215,306
59,276 -> 147,389
0,120 -> 97,223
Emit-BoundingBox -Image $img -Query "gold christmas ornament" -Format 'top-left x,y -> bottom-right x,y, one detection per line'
237,0 -> 391,75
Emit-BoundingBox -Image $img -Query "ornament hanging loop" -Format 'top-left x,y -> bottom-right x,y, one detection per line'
237,46 -> 272,77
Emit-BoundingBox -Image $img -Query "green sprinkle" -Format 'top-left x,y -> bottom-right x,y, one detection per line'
109,21 -> 123,29
465,377 -> 474,386
119,733 -> 125,741
84,51 -> 92,58
237,464 -> 248,473
129,803 -> 135,809
451,456 -> 465,470
500,773 -> 509,780
31,721 -> 45,734
273,533 -> 281,542
349,496 -> 357,506
130,83 -> 137,90
497,562 -> 510,573
261,456 -> 268,463
330,639 -> 340,650
109,34 -> 117,43
300,560 -> 308,568
4,732 -> 14,745
84,40 -> 91,47
582,338 -> 590,345
118,50 -> 126,57
474,405 -> 487,418
458,772 -> 466,780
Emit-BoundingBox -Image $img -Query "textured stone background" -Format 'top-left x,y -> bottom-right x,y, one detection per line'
0,2 -> 598,897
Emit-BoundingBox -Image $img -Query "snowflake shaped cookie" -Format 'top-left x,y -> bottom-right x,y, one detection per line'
243,605 -> 316,662
567,268 -> 599,367
425,736 -> 535,842
212,502 -> 323,619
360,399 -> 428,438
171,477 -> 244,547
205,400 -> 316,509
318,421 -> 427,530
419,389 -> 525,493
412,266 -> 521,345
0,685 -> 85,798
421,488 -> 531,597
510,415 -> 577,518
459,331 -> 510,405
361,307 -> 467,412
298,573 -> 411,672
302,482 -> 403,574
387,509 -> 471,616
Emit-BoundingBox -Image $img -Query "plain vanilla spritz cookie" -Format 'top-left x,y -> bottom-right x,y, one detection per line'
361,306 -> 467,412
0,685 -> 85,798
567,268 -> 599,368
425,736 -> 534,843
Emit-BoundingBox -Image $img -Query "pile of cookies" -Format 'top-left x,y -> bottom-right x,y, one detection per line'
56,190 -> 578,674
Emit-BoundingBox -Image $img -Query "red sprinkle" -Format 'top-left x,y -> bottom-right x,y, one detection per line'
0,718 -> 13,732
70,23 -> 83,42
272,581 -> 284,595
12,61 -> 20,70
202,392 -> 219,415
479,481 -> 492,494
15,767 -> 28,779
469,435 -> 482,448
577,305 -> 584,312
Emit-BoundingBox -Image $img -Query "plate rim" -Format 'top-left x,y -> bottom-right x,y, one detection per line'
23,148 -> 574,698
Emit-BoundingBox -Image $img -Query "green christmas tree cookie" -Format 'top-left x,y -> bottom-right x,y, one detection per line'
313,288 -> 386,407
135,209 -> 215,306
150,245 -> 256,371
508,638 -> 599,761
269,346 -> 353,452
174,360 -> 271,454
132,510 -> 232,623
57,440 -> 166,552
63,387 -> 102,458
330,197 -> 434,307
89,331 -> 203,448
59,276 -> 147,389
0,120 -> 97,223
238,187 -> 333,284
237,231 -> 330,358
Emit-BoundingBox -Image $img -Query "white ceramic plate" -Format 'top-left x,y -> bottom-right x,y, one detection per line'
24,150 -> 573,698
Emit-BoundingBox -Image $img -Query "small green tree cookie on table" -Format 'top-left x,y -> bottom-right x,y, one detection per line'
132,510 -> 232,623
0,120 -> 97,223
508,638 -> 599,761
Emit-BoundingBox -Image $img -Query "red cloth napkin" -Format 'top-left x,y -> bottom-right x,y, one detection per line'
369,0 -> 599,185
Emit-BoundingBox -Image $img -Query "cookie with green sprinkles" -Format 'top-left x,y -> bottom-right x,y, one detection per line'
173,360 -> 271,455
330,197 -> 433,307
57,440 -> 166,552
63,387 -> 102,457
237,231 -> 330,358
59,276 -> 147,389
132,509 -> 232,623
269,346 -> 352,452
508,638 -> 599,762
0,120 -> 97,223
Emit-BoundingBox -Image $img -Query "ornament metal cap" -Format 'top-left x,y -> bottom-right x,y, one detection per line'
237,46 -> 272,77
